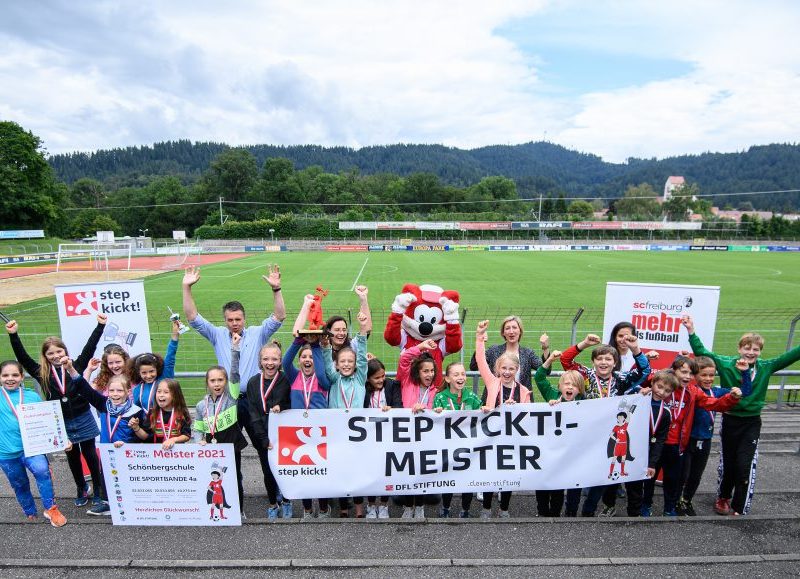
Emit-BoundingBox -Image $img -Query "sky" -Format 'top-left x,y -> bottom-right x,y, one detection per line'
1,0 -> 798,162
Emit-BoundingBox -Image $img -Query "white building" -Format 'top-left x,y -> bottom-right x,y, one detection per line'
663,176 -> 685,201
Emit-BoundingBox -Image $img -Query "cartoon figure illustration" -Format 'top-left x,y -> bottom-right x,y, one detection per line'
206,464 -> 231,521
607,400 -> 637,479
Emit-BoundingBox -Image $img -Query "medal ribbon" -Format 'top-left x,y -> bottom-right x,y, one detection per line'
497,382 -> 518,406
205,392 -> 226,439
418,385 -> 434,407
340,380 -> 356,409
301,374 -> 315,411
51,366 -> 67,399
138,382 -> 156,413
261,372 -> 280,414
650,401 -> 665,436
1,387 -> 23,420
106,411 -> 124,440
158,409 -> 176,441
371,390 -> 383,409
670,386 -> 687,421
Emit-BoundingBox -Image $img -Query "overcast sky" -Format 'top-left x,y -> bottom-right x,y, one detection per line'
1,0 -> 798,162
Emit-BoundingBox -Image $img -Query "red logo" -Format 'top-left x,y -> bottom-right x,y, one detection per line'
385,484 -> 394,492
277,426 -> 327,465
63,291 -> 98,317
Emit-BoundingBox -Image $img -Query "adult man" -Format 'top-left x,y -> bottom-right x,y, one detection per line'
182,264 -> 286,496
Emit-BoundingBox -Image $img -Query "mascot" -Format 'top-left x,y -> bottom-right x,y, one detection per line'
383,283 -> 463,371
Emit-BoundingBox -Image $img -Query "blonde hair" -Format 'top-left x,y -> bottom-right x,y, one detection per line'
558,370 -> 585,396
494,352 -> 520,374
107,374 -> 131,393
738,333 -> 764,350
500,316 -> 524,340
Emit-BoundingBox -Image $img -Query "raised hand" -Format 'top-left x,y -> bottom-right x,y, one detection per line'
263,264 -> 281,289
645,350 -> 660,360
419,339 -> 438,351
476,320 -> 489,337
5,320 -> 17,334
87,358 -> 102,373
231,332 -> 242,349
182,266 -> 200,287
539,332 -> 550,350
439,297 -> 459,322
391,292 -> 416,314
735,358 -> 749,372
96,313 -> 108,325
354,285 -> 368,300
681,315 -> 695,335
584,334 -> 601,346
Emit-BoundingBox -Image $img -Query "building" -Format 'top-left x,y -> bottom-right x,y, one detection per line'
663,176 -> 685,201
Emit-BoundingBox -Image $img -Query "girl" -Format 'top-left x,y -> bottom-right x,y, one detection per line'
6,316 -> 106,511
322,310 -> 369,517
132,378 -> 192,449
324,285 -> 371,358
247,341 -> 291,521
478,320 -> 532,518
363,357 -> 402,519
535,352 -> 586,517
470,315 -> 549,389
192,333 -> 248,516
285,295 -> 332,518
84,344 -> 130,393
64,357 -> 145,515
433,361 -> 483,518
396,339 -> 440,518
0,360 -> 67,527
130,321 -> 180,416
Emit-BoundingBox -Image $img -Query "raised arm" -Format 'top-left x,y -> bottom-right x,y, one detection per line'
262,264 -> 286,322
6,321 -> 40,378
63,357 -> 107,412
182,266 -> 201,322
162,321 -> 180,379
476,321 -> 501,409
534,352 -> 561,402
354,286 -> 372,334
74,314 -> 108,372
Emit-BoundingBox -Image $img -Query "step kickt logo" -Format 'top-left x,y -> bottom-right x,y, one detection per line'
277,426 -> 328,466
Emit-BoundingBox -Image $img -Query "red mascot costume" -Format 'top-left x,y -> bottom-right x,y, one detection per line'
383,283 -> 462,372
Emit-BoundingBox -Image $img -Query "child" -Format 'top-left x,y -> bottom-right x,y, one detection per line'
322,310 -> 369,517
395,338 -> 439,519
6,316 -> 106,512
247,341 -> 291,521
132,378 -> 192,449
130,321 -> 180,415
87,344 -> 130,393
192,334 -> 248,516
677,356 -> 735,516
478,320 -> 531,518
363,357 -> 402,519
535,352 -> 586,517
64,357 -> 145,515
0,360 -> 67,527
682,314 -> 790,516
433,361 -> 483,518
607,321 -> 660,372
641,356 -> 742,517
618,371 -> 674,517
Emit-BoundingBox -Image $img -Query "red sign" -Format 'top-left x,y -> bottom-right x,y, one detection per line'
277,426 -> 328,465
63,291 -> 98,317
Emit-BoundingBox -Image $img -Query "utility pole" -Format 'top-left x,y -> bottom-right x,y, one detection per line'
219,197 -> 224,226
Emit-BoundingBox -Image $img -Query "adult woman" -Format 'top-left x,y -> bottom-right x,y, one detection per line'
469,315 -> 548,390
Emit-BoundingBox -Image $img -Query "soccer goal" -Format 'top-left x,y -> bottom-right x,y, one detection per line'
158,240 -> 201,270
56,242 -> 132,272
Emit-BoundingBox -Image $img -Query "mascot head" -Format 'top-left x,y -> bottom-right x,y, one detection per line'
399,284 -> 460,342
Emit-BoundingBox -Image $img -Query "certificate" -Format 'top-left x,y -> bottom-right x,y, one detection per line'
19,401 -> 69,457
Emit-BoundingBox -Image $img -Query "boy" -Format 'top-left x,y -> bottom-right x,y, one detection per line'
682,315 -> 800,516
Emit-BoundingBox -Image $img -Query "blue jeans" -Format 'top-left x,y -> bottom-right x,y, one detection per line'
0,455 -> 55,516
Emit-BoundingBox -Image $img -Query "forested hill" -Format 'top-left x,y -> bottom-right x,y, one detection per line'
49,141 -> 800,210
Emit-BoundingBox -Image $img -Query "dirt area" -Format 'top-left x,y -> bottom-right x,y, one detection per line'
0,270 -> 165,306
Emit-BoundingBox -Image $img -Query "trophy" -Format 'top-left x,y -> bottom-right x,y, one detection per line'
168,306 -> 190,334
296,286 -> 330,337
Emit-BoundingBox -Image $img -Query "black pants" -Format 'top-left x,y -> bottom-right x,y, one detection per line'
624,480 -> 644,516
536,490 -> 565,517
65,439 -> 103,497
483,491 -> 512,511
643,444 -> 682,513
564,488 -> 582,516
234,448 -> 244,513
680,437 -> 712,502
302,498 -> 330,512
402,495 -> 425,507
719,414 -> 760,515
442,493 -> 473,511
237,396 -> 275,497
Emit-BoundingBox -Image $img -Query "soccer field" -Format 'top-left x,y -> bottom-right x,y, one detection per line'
2,251 -> 798,403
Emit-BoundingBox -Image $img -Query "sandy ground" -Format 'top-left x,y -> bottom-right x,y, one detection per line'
0,270 -> 165,306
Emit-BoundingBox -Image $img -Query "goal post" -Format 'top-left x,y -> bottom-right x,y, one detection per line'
56,242 -> 132,272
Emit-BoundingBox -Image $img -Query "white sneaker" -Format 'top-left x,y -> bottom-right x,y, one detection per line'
378,504 -> 390,519
476,492 -> 484,502
317,509 -> 330,519
414,506 -> 425,519
499,509 -> 510,518
365,505 -> 377,519
302,510 -> 314,520
401,506 -> 413,519
480,508 -> 492,519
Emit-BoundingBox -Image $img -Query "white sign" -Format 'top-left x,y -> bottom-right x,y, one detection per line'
603,282 -> 720,371
19,401 -> 69,456
55,280 -> 152,359
269,396 -> 649,498
99,443 -> 241,526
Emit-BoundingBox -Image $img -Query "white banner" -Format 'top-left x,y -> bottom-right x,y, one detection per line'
19,401 -> 69,456
269,396 -> 649,498
55,280 -> 152,359
603,282 -> 720,371
99,443 -> 241,526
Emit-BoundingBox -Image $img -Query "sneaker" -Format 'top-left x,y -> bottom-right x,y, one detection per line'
663,509 -> 678,517
302,510 -> 314,520
318,509 -> 331,519
459,510 -> 470,519
401,506 -> 414,519
87,500 -> 111,516
683,501 -> 697,517
25,514 -> 38,522
281,501 -> 293,520
438,507 -> 450,518
730,511 -> 741,517
267,505 -> 280,522
414,506 -> 425,519
599,506 -> 616,517
241,511 -> 247,520
714,498 -> 731,515
480,508 -> 492,519
74,483 -> 90,507
366,505 -> 378,519
476,492 -> 483,502
499,510 -> 510,519
378,505 -> 390,519
43,505 -> 67,528
640,506 -> 652,517
676,499 -> 687,516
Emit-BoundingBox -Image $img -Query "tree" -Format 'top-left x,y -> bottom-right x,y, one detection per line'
197,148 -> 258,221
613,183 -> 662,220
69,209 -> 121,238
0,121 -> 67,233
70,178 -> 106,208
567,200 -> 595,221
663,183 -> 699,221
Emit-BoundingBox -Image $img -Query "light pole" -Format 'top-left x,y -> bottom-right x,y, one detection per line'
269,228 -> 275,244
138,229 -> 148,238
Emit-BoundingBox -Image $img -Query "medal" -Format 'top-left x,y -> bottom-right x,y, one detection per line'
211,437 -> 217,444
339,378 -> 356,411
649,401 -> 665,443
206,392 -> 225,442
61,397 -> 68,403
301,374 -> 314,412
650,437 -> 656,443
51,367 -> 68,402
260,372 -> 280,414
303,411 -> 309,418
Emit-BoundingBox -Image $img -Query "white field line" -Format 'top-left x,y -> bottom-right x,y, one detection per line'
350,257 -> 369,291
204,263 -> 266,279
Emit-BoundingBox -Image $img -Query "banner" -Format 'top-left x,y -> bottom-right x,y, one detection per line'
269,396 -> 649,498
603,282 -> 720,370
55,280 -> 152,359
19,401 -> 69,456
99,443 -> 241,526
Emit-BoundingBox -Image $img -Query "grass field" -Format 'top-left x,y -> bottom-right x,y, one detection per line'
1,251 -> 799,404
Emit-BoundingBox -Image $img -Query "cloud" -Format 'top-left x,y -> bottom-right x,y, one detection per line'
0,0 -> 797,162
